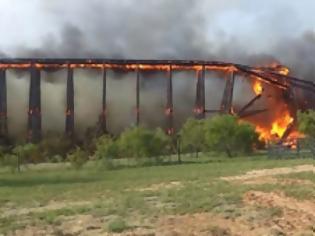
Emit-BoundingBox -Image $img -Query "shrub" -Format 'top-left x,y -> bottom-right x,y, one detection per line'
67,147 -> 88,170
297,110 -> 315,138
204,115 -> 258,157
152,128 -> 172,160
107,217 -> 129,233
50,155 -> 63,163
40,134 -> 73,160
0,154 -> 20,173
94,135 -> 119,169
118,127 -> 172,160
12,143 -> 40,172
118,127 -> 152,158
180,118 -> 205,157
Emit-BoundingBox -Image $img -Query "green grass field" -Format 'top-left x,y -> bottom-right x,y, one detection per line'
0,156 -> 314,235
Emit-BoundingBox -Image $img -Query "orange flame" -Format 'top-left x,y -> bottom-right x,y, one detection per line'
270,112 -> 294,138
269,63 -> 290,75
0,63 -> 238,73
253,80 -> 263,95
255,112 -> 294,141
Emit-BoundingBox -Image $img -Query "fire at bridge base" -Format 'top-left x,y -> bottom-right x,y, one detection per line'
0,59 -> 313,144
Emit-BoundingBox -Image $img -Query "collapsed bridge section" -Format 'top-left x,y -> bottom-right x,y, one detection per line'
0,59 -> 314,143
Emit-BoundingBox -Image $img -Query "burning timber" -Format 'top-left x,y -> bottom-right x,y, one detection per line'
0,58 -> 314,144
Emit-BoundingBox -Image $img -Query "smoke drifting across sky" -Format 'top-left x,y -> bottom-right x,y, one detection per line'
1,0 -> 315,137
0,0 -> 315,78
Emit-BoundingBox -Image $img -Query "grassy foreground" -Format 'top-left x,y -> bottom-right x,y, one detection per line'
0,156 -> 314,234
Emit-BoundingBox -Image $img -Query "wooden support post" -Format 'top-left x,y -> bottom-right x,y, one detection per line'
237,94 -> 262,117
65,65 -> 74,138
28,66 -> 41,143
194,66 -> 206,119
99,67 -> 107,134
136,66 -> 140,126
166,65 -> 174,135
228,71 -> 235,113
220,70 -> 235,114
0,69 -> 8,139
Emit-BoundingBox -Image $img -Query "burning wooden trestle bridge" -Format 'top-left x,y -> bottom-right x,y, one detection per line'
0,59 -> 314,143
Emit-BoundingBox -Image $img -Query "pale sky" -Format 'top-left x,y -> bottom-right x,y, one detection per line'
0,0 -> 315,57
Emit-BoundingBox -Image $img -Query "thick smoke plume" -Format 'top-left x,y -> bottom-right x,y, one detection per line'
1,0 -> 315,137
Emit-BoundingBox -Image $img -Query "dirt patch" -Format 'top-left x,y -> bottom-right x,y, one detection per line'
222,164 -> 315,182
9,214 -> 105,236
7,202 -> 315,236
240,176 -> 314,186
239,176 -> 278,185
277,177 -> 314,186
244,191 -> 315,218
1,200 -> 91,218
135,181 -> 182,192
243,191 -> 315,235
155,213 -> 267,236
6,210 -> 271,236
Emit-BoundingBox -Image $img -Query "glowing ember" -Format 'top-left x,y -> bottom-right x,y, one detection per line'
269,63 -> 290,75
277,66 -> 290,76
253,81 -> 263,95
0,63 -> 237,72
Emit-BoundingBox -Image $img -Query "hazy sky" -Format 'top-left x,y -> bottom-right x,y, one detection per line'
0,0 -> 315,58
1,0 -> 315,136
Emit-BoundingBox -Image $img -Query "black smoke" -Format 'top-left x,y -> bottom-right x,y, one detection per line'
2,0 -> 315,138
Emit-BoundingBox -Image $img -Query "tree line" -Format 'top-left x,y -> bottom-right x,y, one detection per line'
1,110 -> 314,171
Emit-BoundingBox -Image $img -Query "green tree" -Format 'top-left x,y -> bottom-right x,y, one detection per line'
180,118 -> 205,157
94,135 -> 119,169
297,110 -> 315,138
67,147 -> 88,170
204,115 -> 258,157
118,127 -> 152,158
150,128 -> 172,163
118,127 -> 171,161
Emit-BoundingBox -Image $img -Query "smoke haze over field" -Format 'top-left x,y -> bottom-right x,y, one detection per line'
1,0 -> 315,137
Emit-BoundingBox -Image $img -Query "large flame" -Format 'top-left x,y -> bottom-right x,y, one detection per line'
254,112 -> 294,141
270,112 -> 294,138
251,78 -> 295,142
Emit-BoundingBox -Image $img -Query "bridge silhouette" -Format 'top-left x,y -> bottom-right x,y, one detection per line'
0,59 -> 314,142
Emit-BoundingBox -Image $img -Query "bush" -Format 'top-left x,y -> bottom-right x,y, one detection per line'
50,155 -> 63,163
107,217 -> 129,233
204,115 -> 258,157
180,118 -> 205,157
118,127 -> 152,158
94,135 -> 119,169
297,110 -> 315,138
67,147 -> 88,170
1,154 -> 20,173
152,128 -> 172,161
118,127 -> 172,161
40,134 -> 73,161
12,143 -> 41,172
